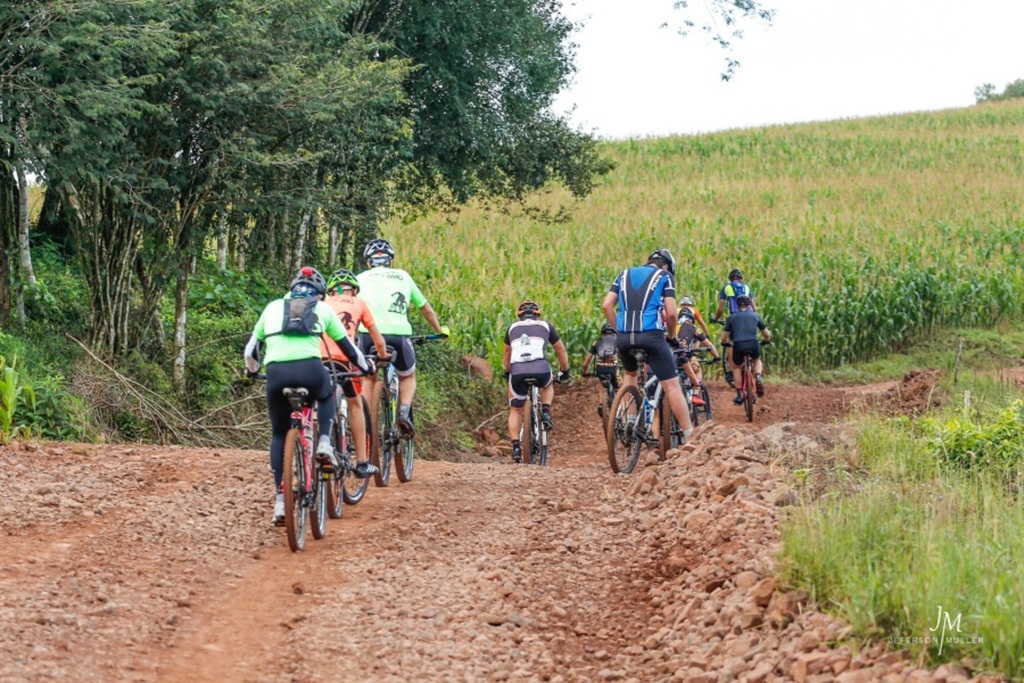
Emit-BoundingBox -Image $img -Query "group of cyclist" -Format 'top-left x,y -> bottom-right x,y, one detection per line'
590,253 -> 771,421
245,239 -> 447,525
246,237 -> 771,522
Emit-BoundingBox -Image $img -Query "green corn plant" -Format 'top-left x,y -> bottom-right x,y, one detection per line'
0,355 -> 36,444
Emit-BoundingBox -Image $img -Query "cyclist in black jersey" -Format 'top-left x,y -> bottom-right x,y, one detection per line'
721,294 -> 771,404
581,322 -> 620,392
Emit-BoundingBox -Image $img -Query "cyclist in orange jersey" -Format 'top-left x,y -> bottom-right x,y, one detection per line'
320,268 -> 389,479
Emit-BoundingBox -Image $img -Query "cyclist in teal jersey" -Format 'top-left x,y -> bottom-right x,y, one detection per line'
713,268 -> 755,387
356,238 -> 449,437
244,266 -> 375,525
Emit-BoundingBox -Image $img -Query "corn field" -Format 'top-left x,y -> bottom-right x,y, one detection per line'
389,100 -> 1024,370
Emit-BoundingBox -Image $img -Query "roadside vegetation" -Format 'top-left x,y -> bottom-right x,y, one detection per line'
778,328 -> 1024,678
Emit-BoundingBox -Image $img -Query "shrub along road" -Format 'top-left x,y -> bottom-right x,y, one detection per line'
0,376 -> 1000,682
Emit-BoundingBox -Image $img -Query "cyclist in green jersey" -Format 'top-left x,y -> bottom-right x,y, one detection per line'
245,267 -> 375,525
356,238 -> 449,437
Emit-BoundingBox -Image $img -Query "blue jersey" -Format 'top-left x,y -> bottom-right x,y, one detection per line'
719,281 -> 753,314
610,265 -> 676,333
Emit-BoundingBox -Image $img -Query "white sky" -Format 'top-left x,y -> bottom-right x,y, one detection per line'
553,0 -> 1024,138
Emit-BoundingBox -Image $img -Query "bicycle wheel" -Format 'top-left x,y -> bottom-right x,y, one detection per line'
310,460 -> 328,540
520,397 -> 534,466
395,405 -> 415,482
343,396 -> 372,504
743,363 -> 755,422
537,410 -> 549,467
700,384 -> 713,423
327,413 -> 345,519
600,381 -> 614,434
282,428 -> 308,552
369,381 -> 393,487
607,385 -> 643,474
659,391 -> 681,458
531,396 -> 548,466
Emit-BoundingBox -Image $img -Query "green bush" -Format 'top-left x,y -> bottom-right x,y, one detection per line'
920,400 -> 1024,476
16,375 -> 95,442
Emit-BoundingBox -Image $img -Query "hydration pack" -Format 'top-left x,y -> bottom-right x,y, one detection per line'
268,297 -> 320,337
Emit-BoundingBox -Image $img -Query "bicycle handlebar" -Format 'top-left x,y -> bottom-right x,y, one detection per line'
411,332 -> 449,346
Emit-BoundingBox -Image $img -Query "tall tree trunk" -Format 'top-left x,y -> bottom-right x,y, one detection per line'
15,163 -> 36,287
0,166 -> 13,329
216,215 -> 227,271
264,211 -> 277,266
339,219 -> 352,270
64,182 -> 139,356
328,218 -> 339,268
171,253 -> 193,394
293,210 -> 311,270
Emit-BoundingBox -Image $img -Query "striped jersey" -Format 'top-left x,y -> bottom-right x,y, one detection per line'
610,265 -> 676,333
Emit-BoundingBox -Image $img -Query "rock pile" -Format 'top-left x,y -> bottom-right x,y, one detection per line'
629,423 -> 1002,683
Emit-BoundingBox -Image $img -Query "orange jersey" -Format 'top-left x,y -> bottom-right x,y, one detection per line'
320,293 -> 376,362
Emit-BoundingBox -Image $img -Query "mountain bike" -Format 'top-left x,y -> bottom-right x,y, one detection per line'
514,374 -> 568,467
723,340 -> 769,422
368,333 -> 447,486
606,349 -> 669,474
674,347 -> 716,426
589,350 -> 620,433
324,361 -> 373,516
280,386 -> 328,552
709,318 -> 733,387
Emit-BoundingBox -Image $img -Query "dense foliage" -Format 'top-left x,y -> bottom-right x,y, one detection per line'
0,0 -> 607,442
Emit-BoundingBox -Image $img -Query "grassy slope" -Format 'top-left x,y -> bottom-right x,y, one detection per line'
390,100 -> 1024,373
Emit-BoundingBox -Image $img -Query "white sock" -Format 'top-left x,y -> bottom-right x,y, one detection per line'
683,428 -> 693,439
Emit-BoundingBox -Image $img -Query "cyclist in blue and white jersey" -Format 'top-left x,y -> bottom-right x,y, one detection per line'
601,248 -> 694,445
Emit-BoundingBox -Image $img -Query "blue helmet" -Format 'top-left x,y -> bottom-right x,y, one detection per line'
290,266 -> 326,297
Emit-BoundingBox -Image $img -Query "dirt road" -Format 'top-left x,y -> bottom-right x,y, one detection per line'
0,377 -> 994,682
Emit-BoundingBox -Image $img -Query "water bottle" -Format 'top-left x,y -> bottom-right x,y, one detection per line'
643,396 -> 654,425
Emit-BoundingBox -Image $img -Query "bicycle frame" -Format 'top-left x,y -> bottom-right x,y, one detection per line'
286,395 -> 317,498
520,380 -> 549,466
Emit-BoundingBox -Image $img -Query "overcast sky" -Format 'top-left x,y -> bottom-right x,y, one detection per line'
553,0 -> 1024,138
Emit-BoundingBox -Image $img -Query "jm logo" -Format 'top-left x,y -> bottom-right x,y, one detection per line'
929,605 -> 962,655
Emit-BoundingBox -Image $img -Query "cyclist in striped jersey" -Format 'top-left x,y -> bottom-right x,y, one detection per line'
601,249 -> 694,446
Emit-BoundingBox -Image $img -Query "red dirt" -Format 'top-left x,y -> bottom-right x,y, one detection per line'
5,370 -> 996,682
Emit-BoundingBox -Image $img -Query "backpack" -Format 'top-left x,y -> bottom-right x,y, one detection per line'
726,282 -> 750,313
267,297 -> 320,337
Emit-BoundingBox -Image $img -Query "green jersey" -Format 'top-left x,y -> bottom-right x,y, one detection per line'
252,296 -> 347,364
357,267 -> 427,336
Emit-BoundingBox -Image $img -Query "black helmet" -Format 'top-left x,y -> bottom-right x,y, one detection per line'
648,248 -> 676,275
729,268 -> 744,281
290,266 -> 327,297
601,322 -> 615,335
516,300 -> 541,320
363,238 -> 395,267
736,294 -> 752,307
327,268 -> 359,294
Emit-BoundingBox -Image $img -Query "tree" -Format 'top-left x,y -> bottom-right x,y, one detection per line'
352,0 -> 612,211
975,79 -> 1024,103
671,0 -> 776,81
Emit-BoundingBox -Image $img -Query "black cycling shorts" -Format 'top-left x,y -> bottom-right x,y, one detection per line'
616,330 -> 678,382
508,370 -> 552,408
359,333 -> 416,377
732,340 -> 761,363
